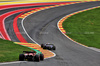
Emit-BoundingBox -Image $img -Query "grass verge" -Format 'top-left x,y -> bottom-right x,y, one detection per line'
63,7 -> 100,49
0,39 -> 32,62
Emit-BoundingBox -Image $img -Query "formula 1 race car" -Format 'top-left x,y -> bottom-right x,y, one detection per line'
19,51 -> 44,62
41,43 -> 56,50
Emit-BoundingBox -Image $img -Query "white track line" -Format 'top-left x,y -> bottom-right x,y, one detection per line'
0,31 -> 5,39
1,13 -> 11,40
0,61 -> 27,65
1,1 -> 97,65
57,6 -> 100,53
20,1 -> 86,59
21,6 -> 56,59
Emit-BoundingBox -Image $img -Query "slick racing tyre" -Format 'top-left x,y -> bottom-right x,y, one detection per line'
43,46 -> 46,49
41,44 -> 44,48
40,54 -> 44,61
53,46 -> 56,50
19,54 -> 25,61
34,55 -> 40,62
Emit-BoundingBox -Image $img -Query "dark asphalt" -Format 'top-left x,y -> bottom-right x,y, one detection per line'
4,5 -> 51,42
0,5 -> 53,15
22,1 -> 100,66
1,1 -> 100,66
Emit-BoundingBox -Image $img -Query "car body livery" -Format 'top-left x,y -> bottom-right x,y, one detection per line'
41,43 -> 56,50
19,51 -> 44,62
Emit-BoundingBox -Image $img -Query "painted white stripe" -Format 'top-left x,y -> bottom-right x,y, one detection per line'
21,6 -> 57,59
0,61 -> 27,65
0,31 -> 5,39
1,1 -> 99,65
1,11 -> 16,40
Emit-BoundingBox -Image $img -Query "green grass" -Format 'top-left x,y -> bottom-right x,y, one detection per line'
63,7 -> 100,49
0,39 -> 31,62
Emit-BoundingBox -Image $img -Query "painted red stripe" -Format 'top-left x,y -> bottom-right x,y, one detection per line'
0,2 -> 75,41
12,2 -> 74,42
0,7 -> 44,41
13,12 -> 27,43
13,7 -> 44,42
0,2 -> 73,10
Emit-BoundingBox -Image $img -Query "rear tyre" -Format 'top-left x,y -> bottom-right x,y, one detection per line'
53,46 -> 56,50
48,47 -> 51,50
19,54 -> 25,61
41,44 -> 44,48
34,55 -> 40,62
43,46 -> 46,49
40,54 -> 44,61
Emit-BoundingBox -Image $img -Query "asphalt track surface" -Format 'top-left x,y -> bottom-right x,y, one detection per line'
1,1 -> 100,66
4,5 -> 52,42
